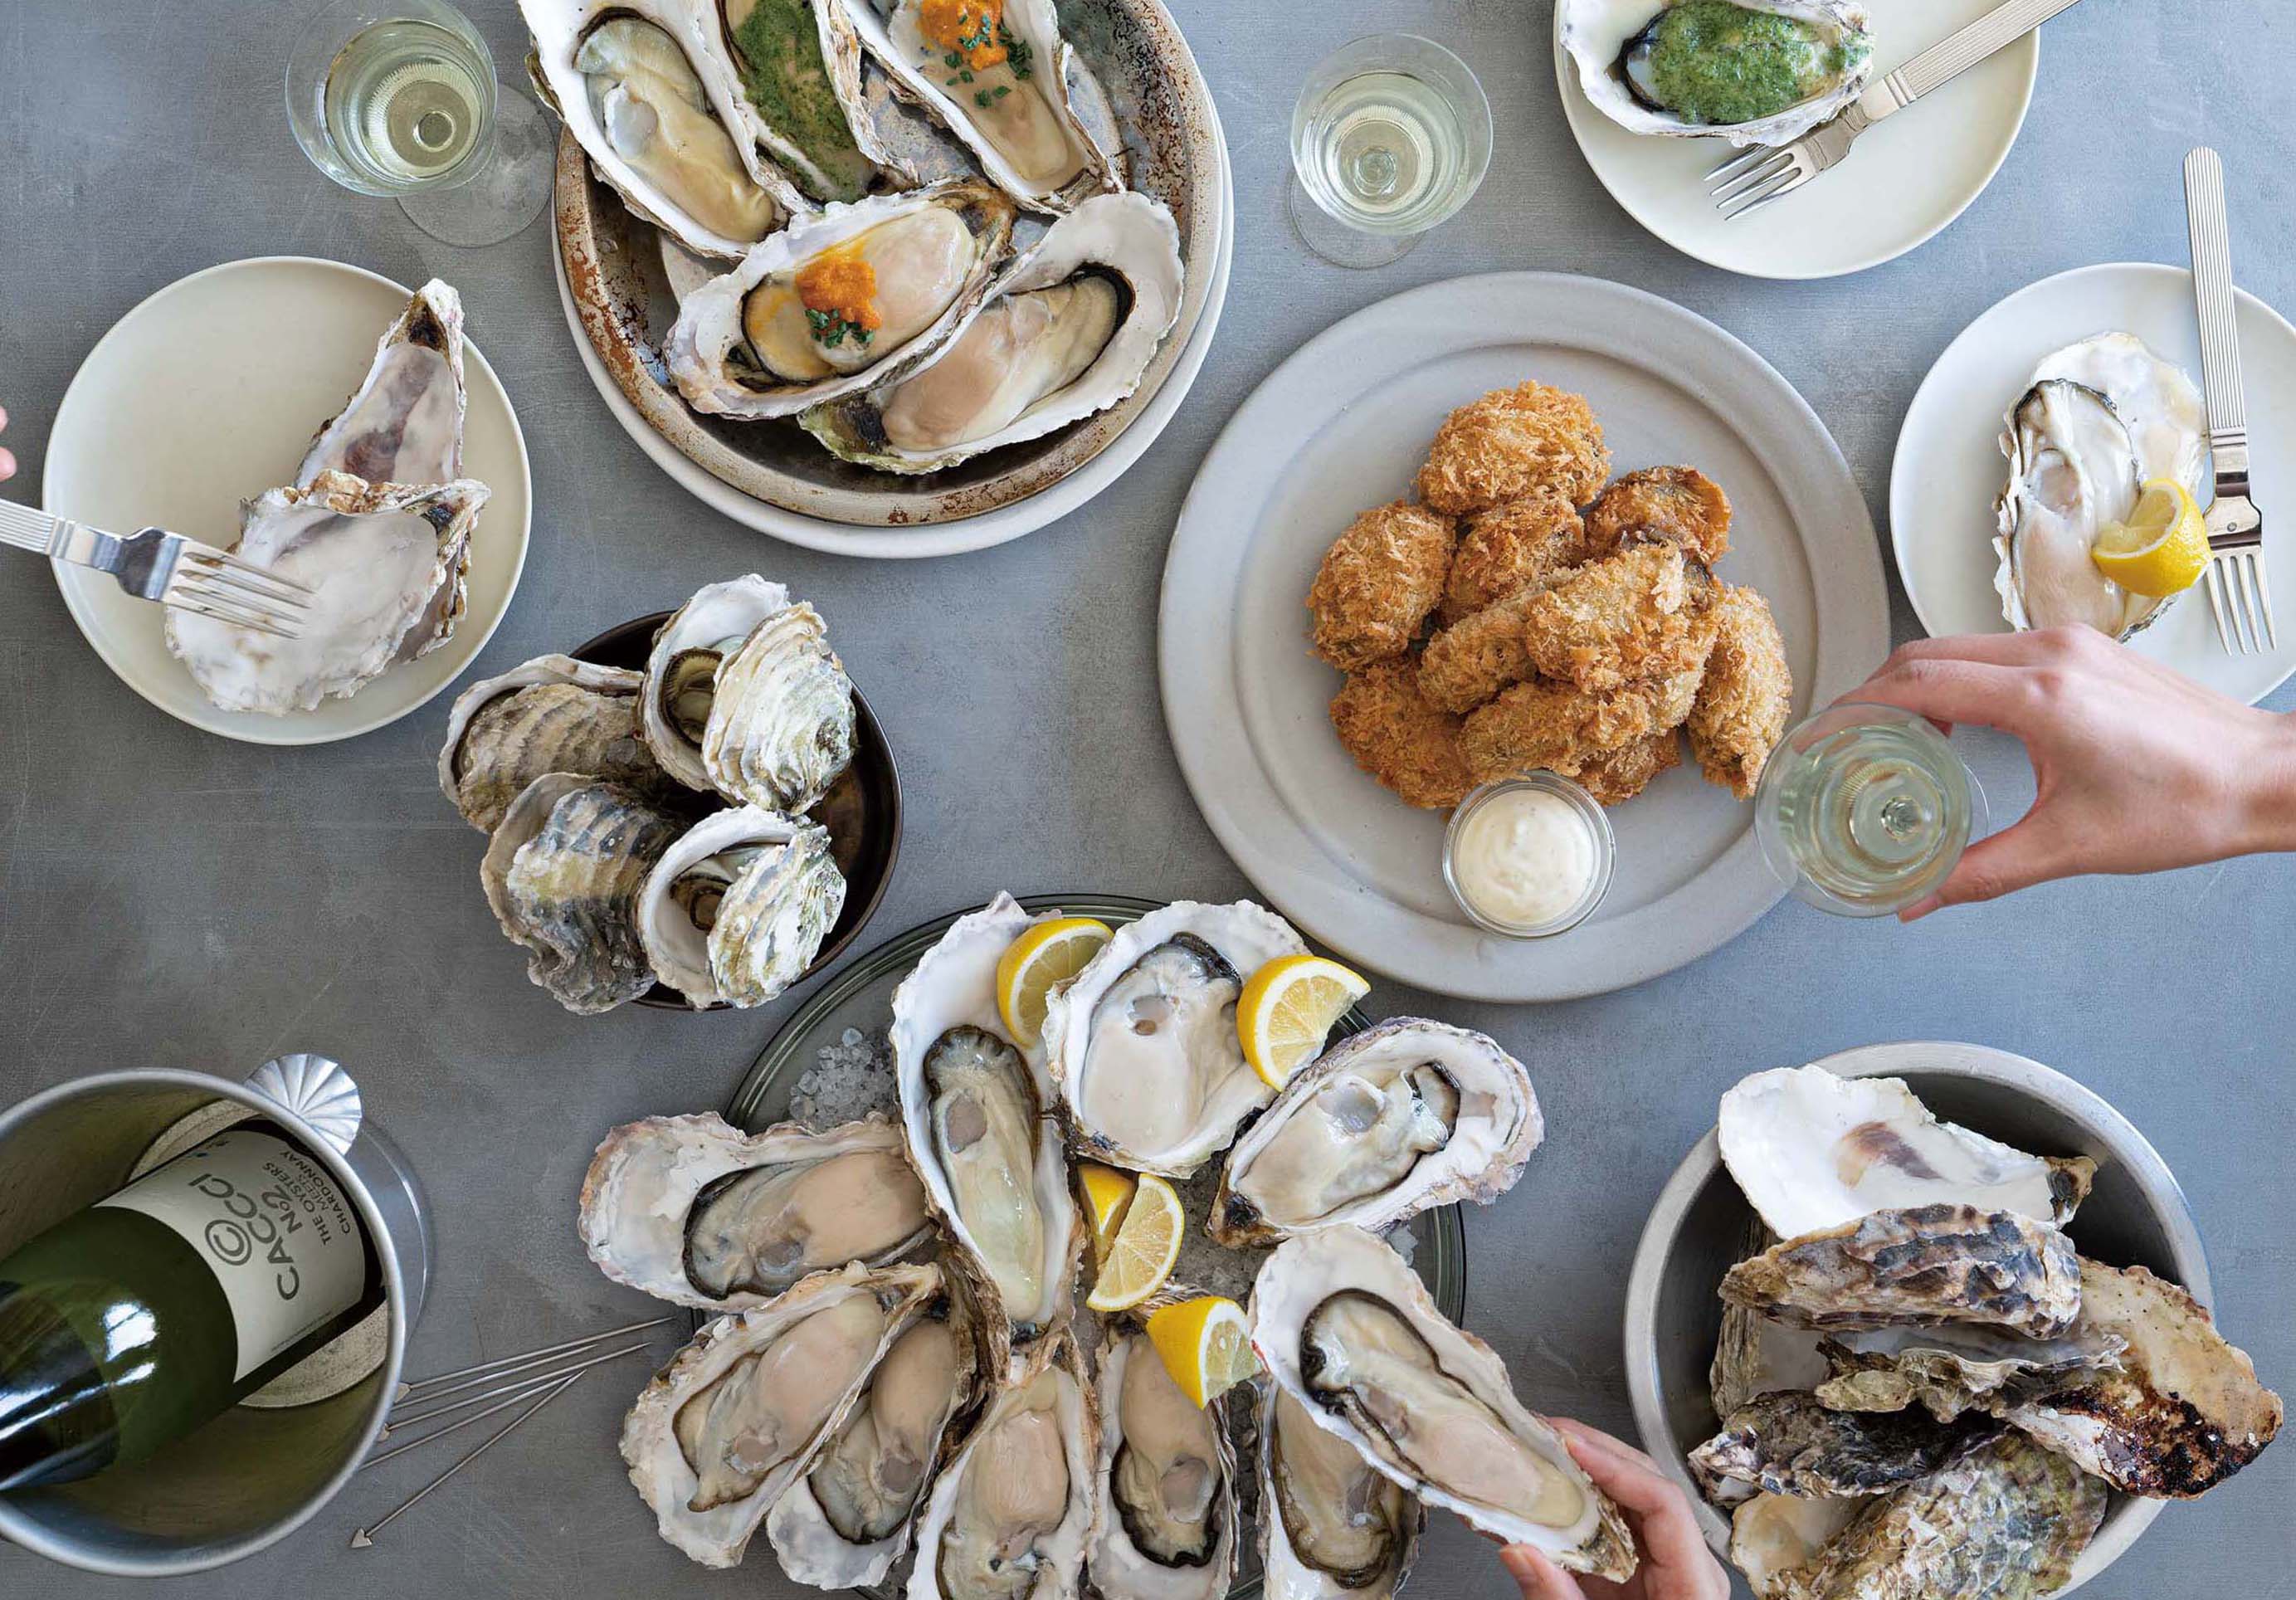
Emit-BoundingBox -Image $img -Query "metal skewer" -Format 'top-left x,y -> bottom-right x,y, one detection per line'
372,1339 -> 659,1449
351,1372 -> 584,1549
392,1315 -> 674,1402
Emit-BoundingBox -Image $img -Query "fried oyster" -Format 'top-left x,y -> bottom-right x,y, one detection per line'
1307,499 -> 1458,671
1458,642 -> 1712,788
1689,585 -> 1792,798
1329,657 -> 1476,810
1585,465 -> 1733,563
1518,544 -> 1717,695
1440,490 -> 1597,623
1575,732 -> 1681,806
1416,381 -> 1610,516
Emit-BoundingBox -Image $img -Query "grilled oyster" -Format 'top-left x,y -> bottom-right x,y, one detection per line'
1813,1322 -> 2126,1424
1045,900 -> 1308,1178
1688,1391 -> 1981,1507
578,1113 -> 932,1310
1087,1329 -> 1237,1598
1211,1017 -> 1542,1246
1249,1228 -> 1636,1581
636,807 -> 846,1007
665,179 -> 1016,417
891,894 -> 1084,1349
622,1261 -> 939,1567
438,655 -> 665,832
1719,1205 -> 2083,1338
704,0 -> 905,202
1258,1379 -> 1421,1600
1562,0 -> 1874,148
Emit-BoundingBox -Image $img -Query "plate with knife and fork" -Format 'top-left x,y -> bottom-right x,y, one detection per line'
1891,150 -> 2296,705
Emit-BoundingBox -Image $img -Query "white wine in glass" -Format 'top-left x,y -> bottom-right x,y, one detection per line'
1289,36 -> 1492,270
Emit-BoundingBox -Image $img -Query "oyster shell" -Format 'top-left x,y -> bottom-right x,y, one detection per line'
1249,1228 -> 1637,1581
801,191 -> 1183,474
1813,1323 -> 2125,1424
1718,1066 -> 2094,1239
1257,1378 -> 1421,1600
1562,0 -> 1874,148
1045,900 -> 1309,1178
164,471 -> 489,715
622,1260 -> 939,1567
437,655 -> 664,832
891,893 -> 1084,1347
1728,1492 -> 1860,1600
705,0 -> 906,202
636,807 -> 846,1007
523,0 -> 802,256
907,1328 -> 1099,1600
480,774 -> 685,1014
578,1112 -> 932,1310
299,278 -> 466,487
1211,1017 -> 1542,1246
1688,1391 -> 1981,1507
834,0 -> 1119,212
1087,1329 -> 1238,1598
700,603 -> 856,812
2003,1260 -> 2282,1497
640,574 -> 792,792
1719,1205 -> 2082,1338
665,180 -> 1017,417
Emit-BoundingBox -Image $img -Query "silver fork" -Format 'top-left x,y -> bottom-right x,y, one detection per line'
1707,0 -> 2089,221
2184,146 -> 2276,655
0,500 -> 314,639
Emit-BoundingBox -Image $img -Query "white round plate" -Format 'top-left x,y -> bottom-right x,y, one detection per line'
45,257 -> 531,746
1160,272 -> 1889,1003
1894,261 -> 2296,705
1553,0 -> 2036,280
550,120 -> 1233,560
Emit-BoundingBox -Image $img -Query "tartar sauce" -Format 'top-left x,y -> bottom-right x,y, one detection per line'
1450,787 -> 1597,929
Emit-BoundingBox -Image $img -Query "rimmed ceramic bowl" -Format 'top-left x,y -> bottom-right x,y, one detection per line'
1623,1040 -> 2208,1593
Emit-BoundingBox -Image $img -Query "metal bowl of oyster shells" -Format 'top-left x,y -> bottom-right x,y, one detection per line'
1625,1041 -> 2209,1594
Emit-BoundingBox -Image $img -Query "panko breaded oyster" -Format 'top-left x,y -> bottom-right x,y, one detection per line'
1586,466 -> 1733,565
1688,586 -> 1791,798
1416,381 -> 1610,517
1575,732 -> 1681,806
1329,656 -> 1475,810
1419,586 -> 1545,715
1307,499 -> 1458,671
1458,610 -> 1718,786
1440,489 -> 1600,624
1518,544 -> 1717,695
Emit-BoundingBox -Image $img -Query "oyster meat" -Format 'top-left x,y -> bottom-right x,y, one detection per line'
578,1112 -> 932,1310
1250,1228 -> 1637,1581
622,1261 -> 938,1567
708,0 -> 903,202
665,179 -> 1016,418
700,602 -> 856,812
1688,1391 -> 1981,1507
802,191 -> 1184,475
1562,0 -> 1874,148
298,278 -> 466,487
1211,1017 -> 1542,1246
636,807 -> 847,1007
437,654 -> 665,832
1813,1322 -> 2125,1424
1719,1205 -> 2083,1338
1258,1380 -> 1421,1600
1045,900 -> 1309,1178
1088,1329 -> 1237,1598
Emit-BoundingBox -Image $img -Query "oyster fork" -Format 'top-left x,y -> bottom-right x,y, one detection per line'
0,499 -> 313,639
2183,147 -> 2277,655
1707,0 -> 2089,221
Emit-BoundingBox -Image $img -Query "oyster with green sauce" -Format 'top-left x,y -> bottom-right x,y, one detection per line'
1562,0 -> 1874,148
706,0 -> 909,202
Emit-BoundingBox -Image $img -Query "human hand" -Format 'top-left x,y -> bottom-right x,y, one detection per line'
0,406 -> 15,482
1843,627 -> 2296,920
1499,1418 -> 1729,1600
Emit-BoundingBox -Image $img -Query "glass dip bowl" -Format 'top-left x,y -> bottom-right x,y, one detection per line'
1441,772 -> 1616,938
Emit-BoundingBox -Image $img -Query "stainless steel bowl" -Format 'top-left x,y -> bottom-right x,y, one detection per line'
1623,1041 -> 2209,1594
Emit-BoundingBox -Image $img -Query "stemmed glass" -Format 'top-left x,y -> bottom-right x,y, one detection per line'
1289,35 -> 1493,270
285,0 -> 555,248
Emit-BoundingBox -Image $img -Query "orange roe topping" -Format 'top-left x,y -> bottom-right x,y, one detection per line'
919,0 -> 1007,70
796,248 -> 881,332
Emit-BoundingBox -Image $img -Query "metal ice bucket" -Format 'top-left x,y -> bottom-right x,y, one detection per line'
0,1055 -> 431,1576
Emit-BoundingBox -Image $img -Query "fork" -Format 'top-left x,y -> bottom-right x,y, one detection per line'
0,500 -> 314,639
2183,147 -> 2276,655
1706,0 -> 2089,221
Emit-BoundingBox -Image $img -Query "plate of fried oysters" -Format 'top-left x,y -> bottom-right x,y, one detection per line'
1161,271 -> 1889,1002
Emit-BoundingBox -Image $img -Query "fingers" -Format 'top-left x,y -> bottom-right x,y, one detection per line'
1,405 -> 14,482
1550,1422 -> 1721,1579
1837,656 -> 2042,736
1899,817 -> 2076,920
1502,1544 -> 1587,1600
1552,1417 -> 1665,1476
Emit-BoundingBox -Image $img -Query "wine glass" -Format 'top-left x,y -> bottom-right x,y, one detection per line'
1289,35 -> 1493,270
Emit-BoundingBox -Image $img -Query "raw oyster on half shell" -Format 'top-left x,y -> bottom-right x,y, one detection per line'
1087,1328 -> 1237,1599
1561,0 -> 1874,148
1211,1017 -> 1541,1246
1257,1378 -> 1421,1600
636,806 -> 846,1007
438,655 -> 665,832
1719,1204 -> 2082,1338
579,1112 -> 932,1310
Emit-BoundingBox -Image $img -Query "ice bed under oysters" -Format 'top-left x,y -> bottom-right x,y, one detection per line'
572,890 -> 1648,1596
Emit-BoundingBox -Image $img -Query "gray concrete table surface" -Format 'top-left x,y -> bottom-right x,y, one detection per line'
2,0 -> 2291,1594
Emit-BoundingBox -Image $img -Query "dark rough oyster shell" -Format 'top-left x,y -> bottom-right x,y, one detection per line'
1815,1325 -> 2123,1424
1689,1392 -> 1982,1507
1719,1205 -> 2081,1338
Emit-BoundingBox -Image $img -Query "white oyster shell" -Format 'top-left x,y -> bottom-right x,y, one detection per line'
1045,900 -> 1308,1178
436,654 -> 660,832
1255,1377 -> 1421,1600
299,279 -> 466,486
636,806 -> 846,1007
1728,1492 -> 1859,1600
700,603 -> 856,813
1211,1017 -> 1542,1246
640,574 -> 792,792
578,1111 -> 931,1310
1561,0 -> 1874,148
1086,1329 -> 1237,1600
1248,1228 -> 1637,1580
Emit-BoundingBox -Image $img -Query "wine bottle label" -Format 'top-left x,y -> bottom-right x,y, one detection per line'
96,1129 -> 368,1381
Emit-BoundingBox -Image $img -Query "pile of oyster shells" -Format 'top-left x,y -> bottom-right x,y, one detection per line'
439,574 -> 854,1014
1694,1066 -> 2284,1599
575,890 -> 1647,1595
521,0 -> 1187,476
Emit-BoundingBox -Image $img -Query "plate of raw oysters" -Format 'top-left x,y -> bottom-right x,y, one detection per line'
1627,1046 -> 2284,1598
529,0 -> 1228,539
572,890 -> 1658,1595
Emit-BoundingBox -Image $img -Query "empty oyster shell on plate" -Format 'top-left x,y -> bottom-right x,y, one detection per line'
1560,0 -> 1874,148
1256,1376 -> 1422,1600
299,278 -> 467,488
636,806 -> 846,1007
1085,1326 -> 1238,1599
437,654 -> 665,832
578,1112 -> 932,1310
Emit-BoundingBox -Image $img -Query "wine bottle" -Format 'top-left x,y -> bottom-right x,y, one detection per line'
0,1120 -> 382,1490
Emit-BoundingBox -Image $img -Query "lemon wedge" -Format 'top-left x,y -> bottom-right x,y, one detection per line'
1145,1295 -> 1260,1408
1086,1173 -> 1183,1313
996,917 -> 1112,1048
1237,954 -> 1369,1090
1076,1161 -> 1136,1269
2093,478 -> 2209,598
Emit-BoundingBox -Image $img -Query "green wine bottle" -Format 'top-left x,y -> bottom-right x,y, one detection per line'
0,1120 -> 381,1490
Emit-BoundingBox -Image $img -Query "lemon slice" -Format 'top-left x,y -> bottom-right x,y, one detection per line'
1086,1173 -> 1183,1313
2093,478 -> 2209,598
1145,1295 -> 1260,1408
996,917 -> 1112,1048
1237,954 -> 1370,1090
1076,1161 -> 1136,1269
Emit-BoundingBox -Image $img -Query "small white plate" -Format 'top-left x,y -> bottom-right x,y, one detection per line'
1160,272 -> 1889,1003
1553,0 -> 2036,280
45,257 -> 532,746
1893,261 -> 2296,705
